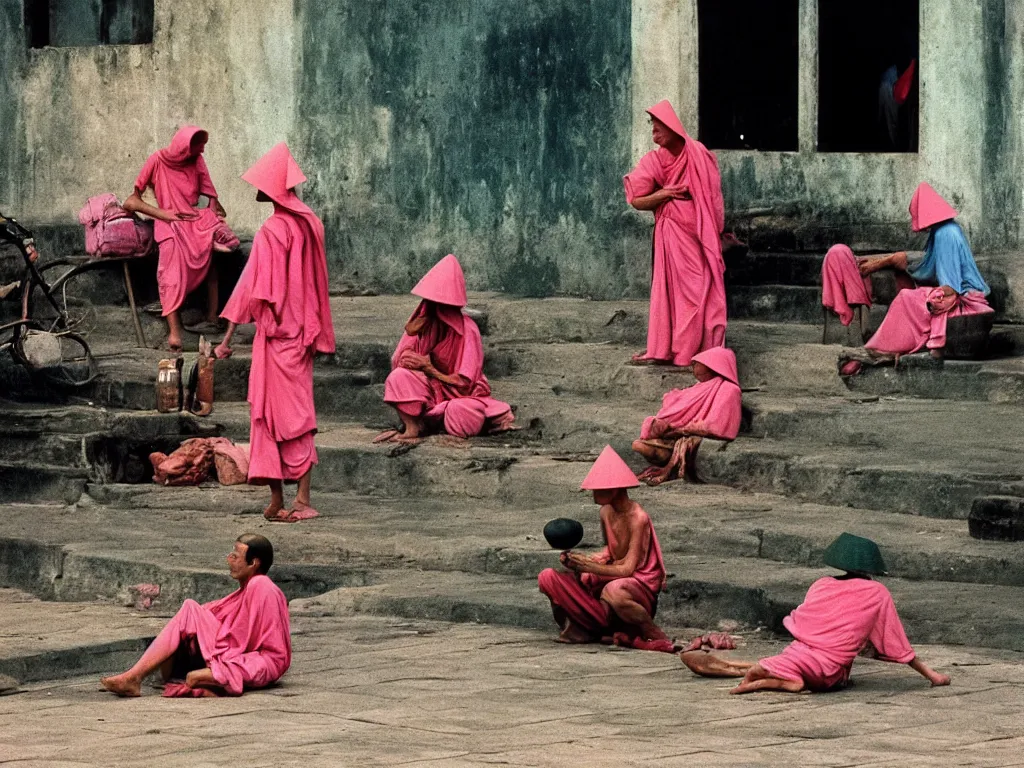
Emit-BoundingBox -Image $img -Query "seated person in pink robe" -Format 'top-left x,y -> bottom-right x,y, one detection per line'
826,183 -> 993,370
821,244 -> 874,330
624,100 -> 726,367
216,144 -> 336,523
538,446 -> 671,651
376,254 -> 514,442
681,533 -> 950,694
632,346 -> 742,486
124,126 -> 240,352
101,534 -> 291,698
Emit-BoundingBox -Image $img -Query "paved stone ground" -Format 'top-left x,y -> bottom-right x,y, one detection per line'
3,613 -> 1023,768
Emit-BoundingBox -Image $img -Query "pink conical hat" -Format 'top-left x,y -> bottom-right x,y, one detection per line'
646,100 -> 689,140
241,143 -> 308,206
580,445 -> 640,490
909,182 -> 957,232
692,346 -> 739,385
411,254 -> 468,307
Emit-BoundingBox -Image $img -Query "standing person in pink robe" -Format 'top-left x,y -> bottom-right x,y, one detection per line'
124,126 -> 240,352
681,533 -> 950,694
375,254 -> 515,442
215,143 -> 335,523
538,446 -> 671,651
624,100 -> 727,367
632,346 -> 742,486
101,534 -> 291,698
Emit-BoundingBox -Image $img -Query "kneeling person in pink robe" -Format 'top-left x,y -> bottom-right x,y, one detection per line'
681,533 -> 950,694
377,254 -> 514,442
124,126 -> 240,352
538,446 -> 670,649
101,534 -> 291,698
633,346 -> 742,486
216,144 -> 336,523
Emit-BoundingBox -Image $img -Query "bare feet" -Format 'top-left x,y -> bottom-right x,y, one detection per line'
556,622 -> 593,644
263,501 -> 286,522
930,672 -> 952,687
100,672 -> 142,697
286,501 -> 320,521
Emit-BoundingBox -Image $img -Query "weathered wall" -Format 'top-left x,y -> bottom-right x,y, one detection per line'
294,0 -> 641,298
2,0 -> 294,237
0,0 -> 25,213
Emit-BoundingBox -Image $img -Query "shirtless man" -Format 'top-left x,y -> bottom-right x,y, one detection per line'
538,446 -> 670,649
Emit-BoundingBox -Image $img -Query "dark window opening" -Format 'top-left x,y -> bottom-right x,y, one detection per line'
24,0 -> 154,48
818,0 -> 919,152
698,0 -> 799,151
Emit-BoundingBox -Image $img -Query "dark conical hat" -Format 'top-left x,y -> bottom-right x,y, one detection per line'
823,532 -> 888,576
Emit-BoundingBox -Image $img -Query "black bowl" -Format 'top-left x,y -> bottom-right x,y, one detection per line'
543,518 -> 584,550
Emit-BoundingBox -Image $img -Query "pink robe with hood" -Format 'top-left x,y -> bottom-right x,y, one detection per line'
639,345 -> 742,441
759,576 -> 916,692
383,255 -> 512,438
158,574 -> 292,697
221,144 -> 336,481
624,100 -> 727,365
134,125 -> 239,315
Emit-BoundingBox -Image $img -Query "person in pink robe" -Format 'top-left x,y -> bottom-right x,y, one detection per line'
101,534 -> 291,698
124,126 -> 239,352
215,143 -> 336,523
821,244 -> 873,328
538,446 -> 671,651
624,100 -> 727,366
632,345 -> 742,485
681,533 -> 950,693
376,254 -> 514,442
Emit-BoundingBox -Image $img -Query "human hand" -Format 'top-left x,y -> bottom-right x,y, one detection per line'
682,419 -> 709,437
164,209 -> 200,222
212,199 -> 227,219
661,186 -> 691,201
560,551 -> 591,573
400,351 -> 430,370
214,343 -> 232,359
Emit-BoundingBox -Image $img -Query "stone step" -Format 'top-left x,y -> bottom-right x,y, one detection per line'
727,284 -> 823,324
843,353 -> 1024,403
725,251 -> 825,287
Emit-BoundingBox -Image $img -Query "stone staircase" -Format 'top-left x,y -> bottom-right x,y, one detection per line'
2,286 -> 1024,683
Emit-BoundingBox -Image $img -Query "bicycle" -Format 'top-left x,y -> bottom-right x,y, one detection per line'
0,211 -> 99,388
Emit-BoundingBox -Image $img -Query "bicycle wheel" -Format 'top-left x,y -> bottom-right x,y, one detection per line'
13,328 -> 100,388
20,260 -> 96,336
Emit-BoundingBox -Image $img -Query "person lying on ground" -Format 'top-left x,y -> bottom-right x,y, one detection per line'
215,143 -> 335,523
123,126 -> 239,352
680,532 -> 951,694
538,446 -> 672,651
375,254 -> 515,443
632,346 -> 742,486
100,534 -> 290,698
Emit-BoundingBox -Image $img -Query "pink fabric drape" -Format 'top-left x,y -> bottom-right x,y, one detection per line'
537,509 -> 666,636
135,126 -> 238,315
639,376 -> 742,442
759,576 -> 915,691
222,204 -> 335,482
624,128 -> 726,365
865,287 -> 992,355
821,244 -> 873,326
383,302 -> 511,437
153,575 -> 291,697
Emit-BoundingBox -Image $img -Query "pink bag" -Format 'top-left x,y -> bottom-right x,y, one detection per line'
78,193 -> 154,257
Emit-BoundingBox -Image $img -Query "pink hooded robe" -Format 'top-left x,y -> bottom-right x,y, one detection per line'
221,144 -> 336,482
639,346 -> 742,442
537,507 -> 666,638
134,126 -> 239,315
821,244 -> 873,326
759,576 -> 916,691
156,574 -> 292,698
624,100 -> 727,365
383,255 -> 512,438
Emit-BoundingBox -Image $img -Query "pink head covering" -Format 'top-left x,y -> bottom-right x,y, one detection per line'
160,125 -> 209,167
909,182 -> 958,232
691,346 -> 739,385
646,100 -> 689,140
580,446 -> 640,490
412,254 -> 468,307
893,59 -> 916,105
241,142 -> 308,210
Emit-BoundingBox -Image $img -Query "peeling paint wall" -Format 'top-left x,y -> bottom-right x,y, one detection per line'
294,0 -> 638,297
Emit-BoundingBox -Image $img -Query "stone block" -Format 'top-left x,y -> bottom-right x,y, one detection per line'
944,312 -> 994,360
969,496 -> 1024,541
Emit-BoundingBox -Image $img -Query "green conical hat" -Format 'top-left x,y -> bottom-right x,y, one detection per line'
822,533 -> 887,576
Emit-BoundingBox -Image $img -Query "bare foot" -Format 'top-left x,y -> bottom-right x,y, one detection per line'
263,501 -> 285,521
167,334 -> 183,354
373,429 -> 400,444
556,622 -> 593,644
100,672 -> 141,697
286,501 -> 320,521
929,672 -> 951,687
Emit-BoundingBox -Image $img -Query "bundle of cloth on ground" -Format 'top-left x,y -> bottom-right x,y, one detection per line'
379,254 -> 514,441
823,183 -> 993,363
149,437 -> 249,486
